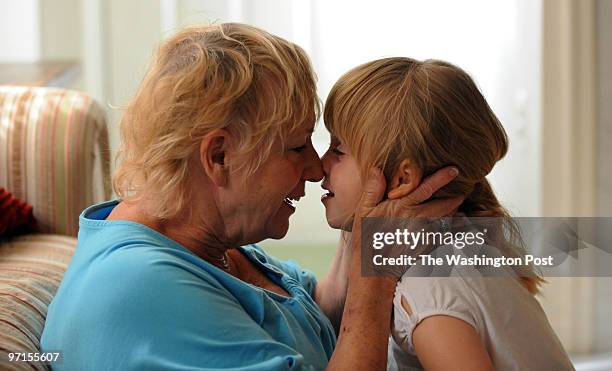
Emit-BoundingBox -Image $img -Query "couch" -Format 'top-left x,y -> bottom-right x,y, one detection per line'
0,86 -> 110,370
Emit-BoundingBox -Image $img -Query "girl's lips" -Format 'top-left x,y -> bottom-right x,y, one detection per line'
321,191 -> 334,203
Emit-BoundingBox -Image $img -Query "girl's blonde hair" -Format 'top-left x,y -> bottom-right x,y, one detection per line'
113,23 -> 319,219
325,57 -> 543,294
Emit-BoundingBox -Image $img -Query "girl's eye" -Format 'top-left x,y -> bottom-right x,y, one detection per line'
332,148 -> 344,156
290,145 -> 307,153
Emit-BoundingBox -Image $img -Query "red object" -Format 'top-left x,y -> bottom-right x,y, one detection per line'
0,188 -> 37,236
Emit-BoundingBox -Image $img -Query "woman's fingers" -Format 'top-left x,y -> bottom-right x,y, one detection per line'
404,167 -> 459,205
360,166 -> 460,221
358,168 -> 387,215
387,184 -> 412,200
413,196 -> 464,217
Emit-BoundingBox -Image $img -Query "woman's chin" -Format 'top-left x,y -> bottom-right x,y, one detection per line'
265,202 -> 296,239
266,223 -> 289,240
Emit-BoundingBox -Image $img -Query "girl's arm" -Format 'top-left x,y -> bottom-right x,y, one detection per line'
413,315 -> 494,371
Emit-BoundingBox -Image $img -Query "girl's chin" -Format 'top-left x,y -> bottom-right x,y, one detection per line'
325,214 -> 354,231
341,219 -> 354,232
326,220 -> 341,230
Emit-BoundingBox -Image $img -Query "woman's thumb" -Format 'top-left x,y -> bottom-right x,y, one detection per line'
359,167 -> 386,212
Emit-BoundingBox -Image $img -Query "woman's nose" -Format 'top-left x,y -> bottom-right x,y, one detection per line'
303,145 -> 324,182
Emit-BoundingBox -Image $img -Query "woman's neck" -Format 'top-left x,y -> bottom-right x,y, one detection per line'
107,199 -> 233,271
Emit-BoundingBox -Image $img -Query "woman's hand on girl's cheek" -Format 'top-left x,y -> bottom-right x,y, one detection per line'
360,166 -> 462,220
351,166 -> 463,277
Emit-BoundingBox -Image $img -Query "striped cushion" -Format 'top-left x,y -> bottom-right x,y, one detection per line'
0,234 -> 76,371
0,86 -> 111,237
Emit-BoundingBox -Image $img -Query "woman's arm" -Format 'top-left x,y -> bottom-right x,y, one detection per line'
326,218 -> 397,370
315,231 -> 351,334
413,315 -> 494,371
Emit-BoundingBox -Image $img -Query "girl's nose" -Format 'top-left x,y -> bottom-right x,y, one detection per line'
321,150 -> 332,177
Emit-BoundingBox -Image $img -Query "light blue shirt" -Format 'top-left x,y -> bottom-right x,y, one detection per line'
41,200 -> 336,370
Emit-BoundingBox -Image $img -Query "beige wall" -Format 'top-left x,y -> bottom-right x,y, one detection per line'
79,0 -> 164,160
0,0 -> 82,62
541,0 -> 609,353
40,0 -> 81,60
0,0 -> 40,62
597,0 -> 612,216
594,0 -> 612,353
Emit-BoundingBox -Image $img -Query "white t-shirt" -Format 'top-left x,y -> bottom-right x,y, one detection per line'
388,254 -> 575,371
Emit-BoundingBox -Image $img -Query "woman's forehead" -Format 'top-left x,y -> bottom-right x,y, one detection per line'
289,119 -> 315,137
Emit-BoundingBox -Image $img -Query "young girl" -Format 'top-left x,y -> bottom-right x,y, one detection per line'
320,57 -> 575,370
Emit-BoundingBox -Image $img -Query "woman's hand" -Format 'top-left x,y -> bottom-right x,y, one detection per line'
356,166 -> 463,222
352,166 -> 463,279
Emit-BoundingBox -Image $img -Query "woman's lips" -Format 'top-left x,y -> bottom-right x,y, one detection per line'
282,197 -> 296,212
283,193 -> 303,212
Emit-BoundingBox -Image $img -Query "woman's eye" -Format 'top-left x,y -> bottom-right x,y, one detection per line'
290,145 -> 307,153
332,148 -> 344,156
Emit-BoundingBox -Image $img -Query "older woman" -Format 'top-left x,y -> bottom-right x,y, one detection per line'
41,23 -> 460,370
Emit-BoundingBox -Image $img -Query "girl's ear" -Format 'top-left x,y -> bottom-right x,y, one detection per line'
199,129 -> 230,187
388,159 -> 422,194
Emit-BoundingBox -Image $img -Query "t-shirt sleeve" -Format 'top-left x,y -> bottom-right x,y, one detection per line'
84,249 -> 317,371
247,245 -> 318,298
392,276 -> 482,355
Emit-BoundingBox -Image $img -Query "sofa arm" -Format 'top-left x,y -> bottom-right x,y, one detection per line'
0,86 -> 111,237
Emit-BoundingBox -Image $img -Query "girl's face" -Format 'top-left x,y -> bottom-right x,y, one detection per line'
321,137 -> 363,230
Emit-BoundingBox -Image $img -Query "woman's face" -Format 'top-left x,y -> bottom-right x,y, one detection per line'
321,137 -> 363,230
229,119 -> 323,241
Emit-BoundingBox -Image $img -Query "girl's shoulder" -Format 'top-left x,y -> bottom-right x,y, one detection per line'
392,275 -> 485,350
391,272 -> 545,354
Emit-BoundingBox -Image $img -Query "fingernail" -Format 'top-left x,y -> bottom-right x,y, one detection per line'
449,167 -> 459,176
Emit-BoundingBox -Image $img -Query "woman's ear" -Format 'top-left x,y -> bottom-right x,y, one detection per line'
199,129 -> 230,187
389,159 -> 422,194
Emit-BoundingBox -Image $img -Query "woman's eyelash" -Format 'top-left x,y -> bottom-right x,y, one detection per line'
332,148 -> 344,156
290,145 -> 307,153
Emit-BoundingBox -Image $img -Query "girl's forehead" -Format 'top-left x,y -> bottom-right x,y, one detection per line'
330,135 -> 346,145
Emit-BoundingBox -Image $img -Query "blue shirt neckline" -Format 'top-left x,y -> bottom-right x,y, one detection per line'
81,200 -> 302,302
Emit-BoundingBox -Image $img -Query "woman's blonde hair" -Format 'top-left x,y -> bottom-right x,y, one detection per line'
113,23 -> 319,219
325,57 -> 544,294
